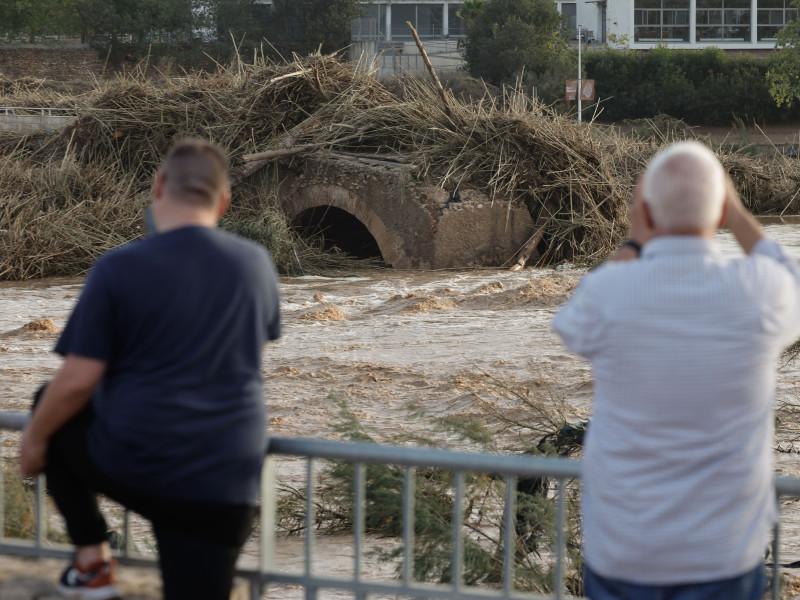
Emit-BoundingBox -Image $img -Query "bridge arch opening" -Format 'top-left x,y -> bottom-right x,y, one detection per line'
294,205 -> 386,264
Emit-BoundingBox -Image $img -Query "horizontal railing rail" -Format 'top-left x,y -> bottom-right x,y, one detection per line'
0,107 -> 77,115
0,412 -> 797,600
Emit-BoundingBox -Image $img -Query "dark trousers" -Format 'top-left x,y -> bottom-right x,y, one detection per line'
41,400 -> 256,600
583,563 -> 766,600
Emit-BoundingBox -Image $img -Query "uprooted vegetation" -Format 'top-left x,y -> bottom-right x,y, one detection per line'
1,53 -> 800,280
275,388 -> 585,596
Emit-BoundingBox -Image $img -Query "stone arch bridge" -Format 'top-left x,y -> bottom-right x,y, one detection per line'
257,154 -> 535,269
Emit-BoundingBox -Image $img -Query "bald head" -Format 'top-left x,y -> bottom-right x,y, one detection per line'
160,139 -> 229,208
642,142 -> 726,234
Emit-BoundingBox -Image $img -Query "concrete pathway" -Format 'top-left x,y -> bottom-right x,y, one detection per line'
0,555 -> 160,599
0,555 -> 256,599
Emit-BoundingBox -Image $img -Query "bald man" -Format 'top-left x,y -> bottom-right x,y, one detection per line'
553,141 -> 800,600
20,139 -> 281,600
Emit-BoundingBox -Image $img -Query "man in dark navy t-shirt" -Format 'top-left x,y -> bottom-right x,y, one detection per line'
20,139 -> 280,600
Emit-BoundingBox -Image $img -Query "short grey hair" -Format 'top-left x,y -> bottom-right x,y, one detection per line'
162,138 -> 229,208
642,141 -> 726,233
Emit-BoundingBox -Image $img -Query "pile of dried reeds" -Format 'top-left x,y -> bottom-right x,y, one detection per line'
2,52 -> 799,279
0,55 -> 374,279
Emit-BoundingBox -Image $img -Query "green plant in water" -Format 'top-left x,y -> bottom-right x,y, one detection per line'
3,459 -> 35,539
276,382 -> 585,595
2,458 -> 70,543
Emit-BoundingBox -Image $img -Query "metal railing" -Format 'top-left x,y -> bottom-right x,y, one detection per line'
0,107 -> 76,116
0,411 -> 798,599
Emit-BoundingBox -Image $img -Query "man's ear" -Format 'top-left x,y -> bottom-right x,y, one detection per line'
152,171 -> 165,202
641,200 -> 655,229
718,202 -> 728,229
216,189 -> 231,220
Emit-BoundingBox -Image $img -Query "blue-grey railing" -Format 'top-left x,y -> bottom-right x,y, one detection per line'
0,412 -> 798,599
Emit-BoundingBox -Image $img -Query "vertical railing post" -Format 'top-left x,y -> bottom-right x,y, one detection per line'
0,436 -> 5,539
35,473 -> 46,548
353,462 -> 366,600
123,509 -> 134,557
305,458 -> 317,600
554,478 -> 567,600
772,521 -> 780,600
402,466 -> 416,587
503,474 -> 516,597
452,471 -> 464,593
256,456 -> 277,600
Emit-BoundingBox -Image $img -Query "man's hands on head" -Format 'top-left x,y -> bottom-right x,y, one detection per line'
628,176 -> 657,247
610,176 -> 656,262
723,176 -> 764,255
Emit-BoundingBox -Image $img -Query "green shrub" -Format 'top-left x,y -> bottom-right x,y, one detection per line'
464,0 -> 566,85
276,389 -> 585,595
583,47 -> 800,125
3,460 -> 35,539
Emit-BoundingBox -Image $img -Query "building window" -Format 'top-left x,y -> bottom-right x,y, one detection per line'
560,3 -> 578,31
757,0 -> 798,40
696,0 -> 751,41
634,0 -> 690,41
417,4 -> 444,37
392,5 -> 417,39
390,4 -> 444,39
448,4 -> 467,37
351,5 -> 380,40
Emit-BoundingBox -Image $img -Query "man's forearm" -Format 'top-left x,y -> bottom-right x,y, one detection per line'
26,356 -> 106,444
727,208 -> 764,255
27,377 -> 92,443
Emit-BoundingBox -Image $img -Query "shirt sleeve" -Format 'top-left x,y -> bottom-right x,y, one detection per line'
54,259 -> 115,360
751,238 -> 800,346
262,254 -> 281,341
752,238 -> 800,282
552,271 -> 605,358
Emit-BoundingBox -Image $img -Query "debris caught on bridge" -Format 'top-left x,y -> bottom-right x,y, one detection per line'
0,53 -> 798,279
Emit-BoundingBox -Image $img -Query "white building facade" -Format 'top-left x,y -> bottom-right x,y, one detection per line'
351,2 -> 467,41
604,0 -> 795,49
350,0 -> 794,51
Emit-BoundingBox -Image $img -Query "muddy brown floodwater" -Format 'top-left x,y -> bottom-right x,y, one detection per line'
2,222 -> 800,598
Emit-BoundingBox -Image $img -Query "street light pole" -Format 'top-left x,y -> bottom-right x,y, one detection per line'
577,24 -> 583,123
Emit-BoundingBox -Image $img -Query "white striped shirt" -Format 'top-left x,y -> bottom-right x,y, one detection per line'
552,236 -> 800,585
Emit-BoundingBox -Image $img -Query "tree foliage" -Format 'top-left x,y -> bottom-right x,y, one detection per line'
0,0 -> 361,63
267,0 -> 364,55
464,0 -> 565,85
456,0 -> 485,28
276,392 -> 585,595
0,0 -> 196,44
0,0 -> 78,42
585,46 -> 800,124
767,2 -> 800,107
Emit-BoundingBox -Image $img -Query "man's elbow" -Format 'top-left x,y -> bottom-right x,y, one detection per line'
56,355 -> 107,399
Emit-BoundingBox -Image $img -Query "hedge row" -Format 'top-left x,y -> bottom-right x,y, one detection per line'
582,47 -> 800,125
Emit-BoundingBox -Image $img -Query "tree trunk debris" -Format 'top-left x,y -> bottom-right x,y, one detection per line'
406,21 -> 452,117
509,220 -> 548,271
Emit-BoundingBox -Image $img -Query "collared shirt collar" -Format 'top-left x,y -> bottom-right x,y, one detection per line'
641,236 -> 721,259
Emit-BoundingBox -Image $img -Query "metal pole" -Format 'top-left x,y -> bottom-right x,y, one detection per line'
554,479 -> 567,600
258,457 -> 277,600
402,466 -> 416,586
772,522 -> 780,600
577,24 -> 583,123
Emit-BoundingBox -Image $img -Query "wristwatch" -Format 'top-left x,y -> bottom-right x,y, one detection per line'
621,239 -> 642,255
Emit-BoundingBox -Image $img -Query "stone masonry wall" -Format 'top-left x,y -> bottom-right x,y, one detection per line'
0,47 -> 105,80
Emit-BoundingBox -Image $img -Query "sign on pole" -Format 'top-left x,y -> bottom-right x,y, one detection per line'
566,79 -> 595,102
580,79 -> 595,101
566,79 -> 578,101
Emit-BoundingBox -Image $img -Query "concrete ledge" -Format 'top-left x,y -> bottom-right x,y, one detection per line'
0,114 -> 76,133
